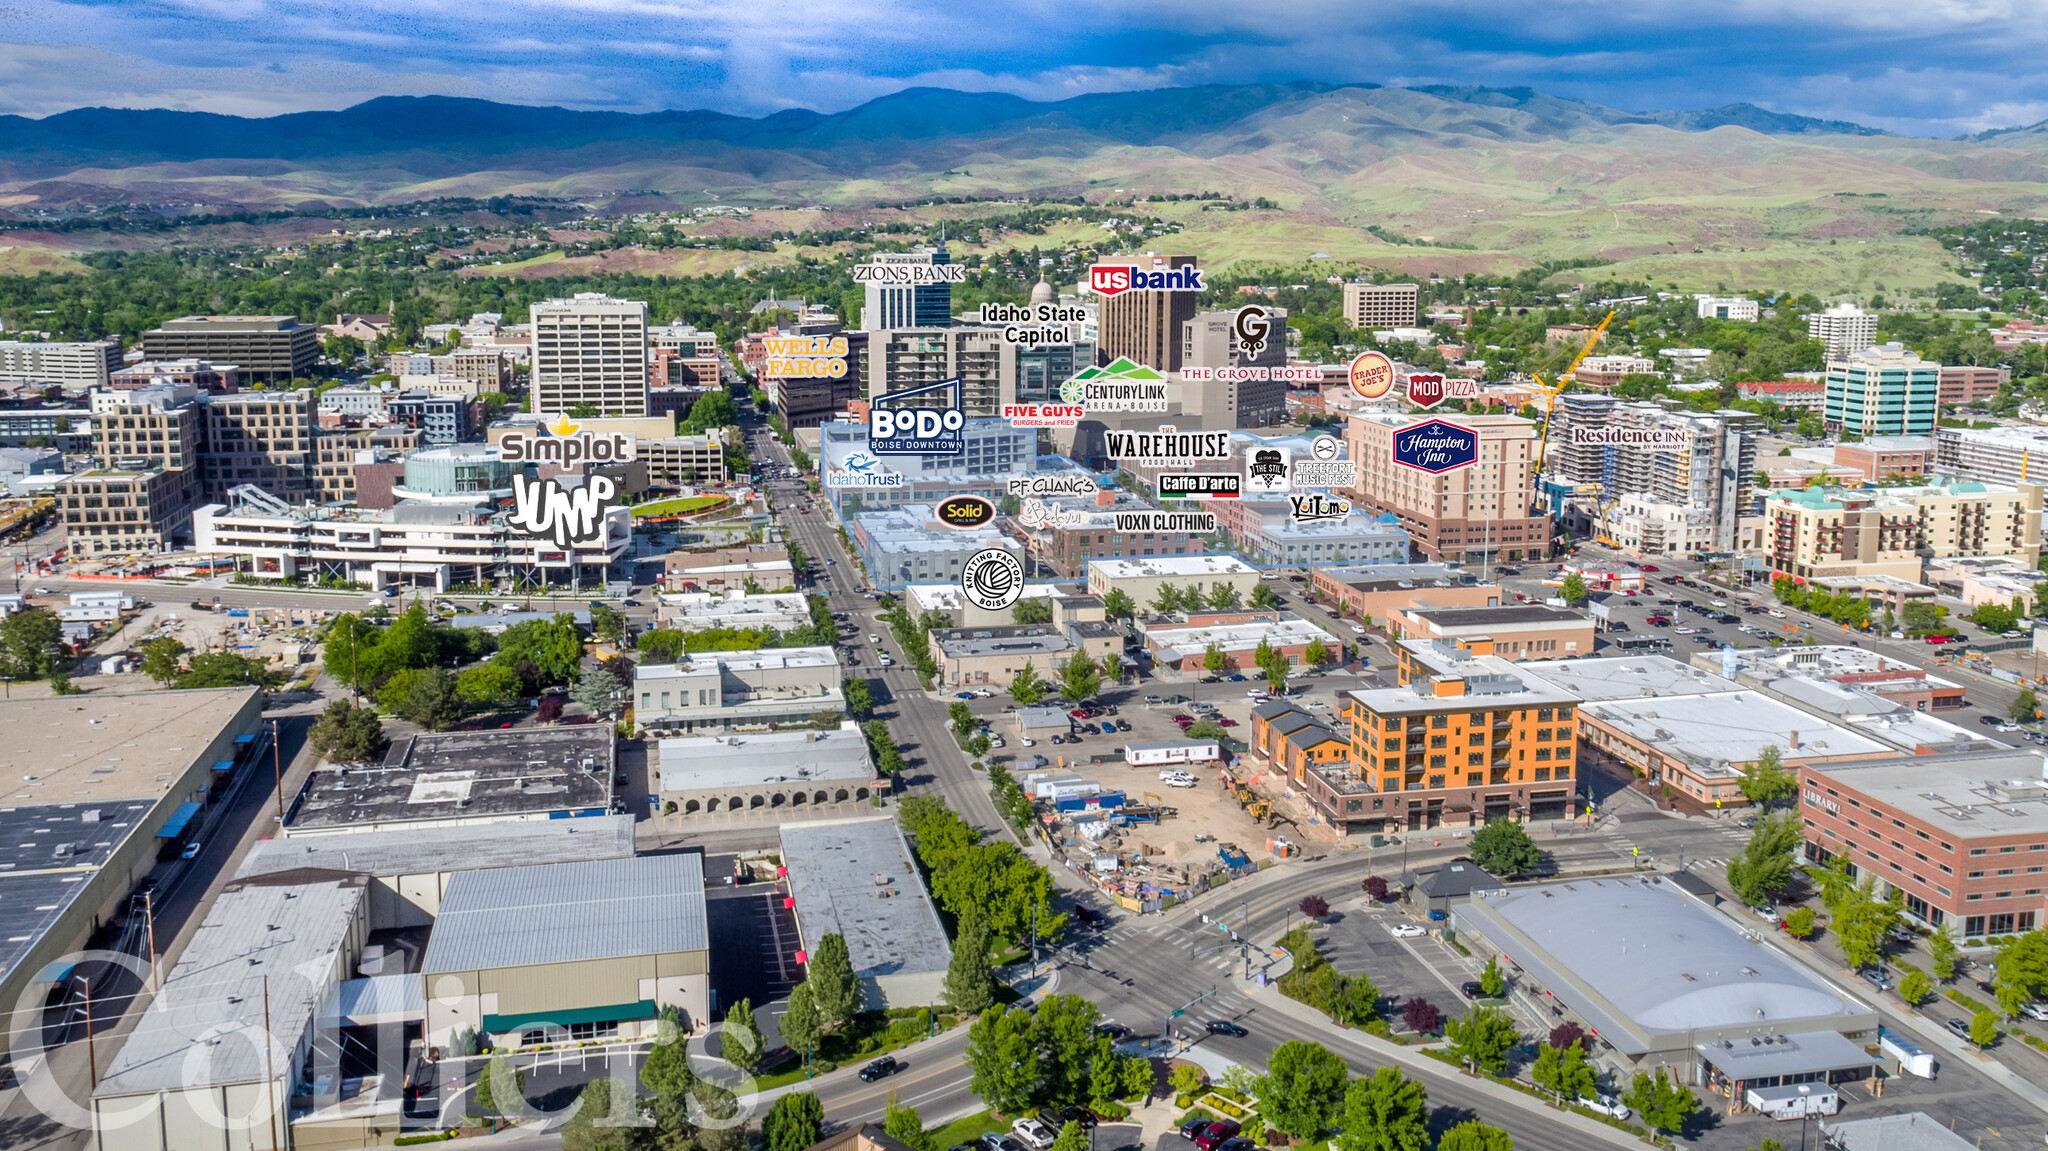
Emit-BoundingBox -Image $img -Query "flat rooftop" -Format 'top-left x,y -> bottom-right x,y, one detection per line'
1316,562 -> 1468,589
1087,555 -> 1259,579
1459,876 -> 1871,1055
1347,643 -> 1579,715
287,726 -> 615,833
237,813 -> 635,879
780,816 -> 950,982
0,801 -> 157,991
932,624 -> 1072,658
1808,750 -> 2048,837
96,874 -> 369,1096
423,854 -> 708,974
0,687 -> 259,804
1403,605 -> 1588,628
1581,690 -> 1894,774
637,646 -> 839,678
1521,655 -> 1738,701
658,728 -> 873,791
1146,615 -> 1339,654
906,582 -> 1059,613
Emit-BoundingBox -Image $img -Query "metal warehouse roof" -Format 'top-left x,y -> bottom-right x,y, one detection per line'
422,854 -> 707,974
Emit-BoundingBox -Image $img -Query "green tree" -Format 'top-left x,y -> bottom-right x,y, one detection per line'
1013,598 -> 1054,625
884,1100 -> 937,1151
1443,1005 -> 1519,1074
1785,907 -> 1817,939
1559,572 -> 1587,606
1202,642 -> 1228,674
1010,660 -> 1047,706
1532,1038 -> 1597,1102
1436,1120 -> 1513,1151
589,602 -> 627,645
717,997 -> 763,1074
473,1053 -> 525,1119
844,677 -> 874,718
456,663 -> 523,708
949,700 -> 977,739
306,699 -> 388,762
1101,651 -> 1123,682
1971,1009 -> 2000,1046
1726,811 -> 1802,906
1032,994 -> 1105,1106
1059,651 -> 1101,705
1623,1068 -> 1696,1135
1334,1066 -> 1429,1151
558,1078 -> 641,1151
0,607 -> 59,681
1898,969 -> 1932,1006
1468,820 -> 1541,876
394,668 -> 462,730
1047,1122 -> 1087,1151
1169,1063 -> 1206,1097
763,1092 -> 824,1151
1994,929 -> 2048,1015
1736,745 -> 1797,806
493,613 -> 586,684
2015,686 -> 2040,723
806,932 -> 862,1030
1249,583 -> 1280,610
1208,582 -> 1241,610
1151,584 -> 1183,614
1101,588 -> 1135,621
964,1005 -> 1041,1114
1255,1040 -> 1349,1139
1834,885 -> 1903,970
779,982 -> 823,1067
1479,955 -> 1504,997
944,911 -> 996,1014
174,652 -> 281,690
1303,638 -> 1331,670
139,637 -> 188,684
1264,653 -> 1290,694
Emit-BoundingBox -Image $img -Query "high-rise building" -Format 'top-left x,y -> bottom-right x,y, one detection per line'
1825,343 -> 1939,436
1938,364 -> 2007,405
1935,424 -> 2048,484
141,316 -> 318,383
1758,480 -> 2043,580
860,246 -> 953,331
1808,304 -> 1878,359
865,326 -> 1015,416
529,293 -> 650,417
1344,413 -> 1549,563
197,389 -> 316,501
1097,254 -> 1199,371
385,390 -> 474,446
58,468 -> 192,557
1017,341 -> 1096,401
1545,399 -> 1756,552
1342,283 -> 1421,329
1179,306 -> 1290,424
0,339 -> 121,390
89,386 -> 200,478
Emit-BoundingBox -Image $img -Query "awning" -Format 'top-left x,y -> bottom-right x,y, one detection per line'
1697,1030 -> 1876,1082
32,961 -> 76,985
210,760 -> 235,774
234,733 -> 256,744
483,999 -> 656,1033
156,801 -> 201,839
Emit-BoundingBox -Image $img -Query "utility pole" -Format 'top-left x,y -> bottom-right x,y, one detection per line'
80,974 -> 95,1088
271,720 -> 285,826
144,890 -> 159,993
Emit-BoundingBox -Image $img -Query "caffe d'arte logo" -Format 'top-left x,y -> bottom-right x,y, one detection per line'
960,547 -> 1026,611
500,418 -> 636,465
509,472 -> 619,547
1568,428 -> 1692,449
1391,419 -> 1480,474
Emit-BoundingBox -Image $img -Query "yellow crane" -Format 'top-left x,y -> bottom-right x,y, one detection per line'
1530,309 -> 1617,480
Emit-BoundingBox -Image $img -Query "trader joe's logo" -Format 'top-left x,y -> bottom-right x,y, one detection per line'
1391,419 -> 1479,474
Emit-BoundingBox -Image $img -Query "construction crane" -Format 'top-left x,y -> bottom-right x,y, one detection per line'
1529,309 -> 1617,480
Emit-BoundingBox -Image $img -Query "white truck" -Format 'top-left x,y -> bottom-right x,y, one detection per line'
1746,1084 -> 1839,1121
1879,1025 -> 1935,1078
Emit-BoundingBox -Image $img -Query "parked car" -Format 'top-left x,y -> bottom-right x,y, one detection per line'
1857,965 -> 1893,992
956,691 -> 978,701
1046,1106 -> 1098,1131
1390,924 -> 1426,938
1115,719 -> 1131,732
1193,1122 -> 1241,1151
1638,564 -> 1660,572
1579,1095 -> 1632,1120
1945,1017 -> 1972,1038
859,1055 -> 901,1082
1178,1118 -> 1216,1141
1160,770 -> 1198,788
180,841 -> 202,860
1226,674 -> 1248,682
1011,1119 -> 1056,1150
1216,718 -> 1237,727
1204,1020 -> 1248,1038
1768,609 -> 1787,618
979,1135 -> 1026,1151
1460,980 -> 1484,998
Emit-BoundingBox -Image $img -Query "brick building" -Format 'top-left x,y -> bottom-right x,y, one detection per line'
1344,413 -> 1550,563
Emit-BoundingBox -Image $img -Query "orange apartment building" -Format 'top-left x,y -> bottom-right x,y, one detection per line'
1385,603 -> 1595,661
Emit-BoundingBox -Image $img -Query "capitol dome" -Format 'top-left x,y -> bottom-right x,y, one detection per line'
1029,276 -> 1055,306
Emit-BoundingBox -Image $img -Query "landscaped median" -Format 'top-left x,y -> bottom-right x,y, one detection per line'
631,494 -> 731,520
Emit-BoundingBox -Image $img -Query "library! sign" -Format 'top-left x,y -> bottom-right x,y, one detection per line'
1391,418 -> 1479,474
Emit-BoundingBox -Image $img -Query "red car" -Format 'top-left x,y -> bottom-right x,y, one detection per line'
1925,634 -> 1955,644
1638,564 -> 1660,572
1069,708 -> 1090,719
1217,717 -> 1238,727
1194,1122 -> 1241,1151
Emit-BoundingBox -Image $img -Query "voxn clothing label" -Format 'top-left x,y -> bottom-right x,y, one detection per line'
869,377 -> 964,456
509,472 -> 619,548
1246,446 -> 1290,494
1110,510 -> 1217,533
1391,418 -> 1480,474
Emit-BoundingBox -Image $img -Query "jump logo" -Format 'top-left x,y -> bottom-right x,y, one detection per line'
508,472 -> 619,548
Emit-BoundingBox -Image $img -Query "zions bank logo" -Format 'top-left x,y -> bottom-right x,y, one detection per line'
1088,259 -> 1205,298
869,377 -> 965,456
508,472 -> 619,547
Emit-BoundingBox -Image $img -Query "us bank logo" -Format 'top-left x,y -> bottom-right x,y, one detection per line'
869,377 -> 964,456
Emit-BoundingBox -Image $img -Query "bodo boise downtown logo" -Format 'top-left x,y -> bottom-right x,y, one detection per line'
1391,418 -> 1479,474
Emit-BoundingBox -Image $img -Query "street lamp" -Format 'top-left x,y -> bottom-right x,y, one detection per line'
1796,1083 -> 1812,1151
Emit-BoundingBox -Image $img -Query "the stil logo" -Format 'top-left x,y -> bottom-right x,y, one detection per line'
1246,446 -> 1291,494
960,547 -> 1025,611
1232,306 -> 1272,358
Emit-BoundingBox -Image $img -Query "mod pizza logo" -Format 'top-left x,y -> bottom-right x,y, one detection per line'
1391,418 -> 1479,474
1088,261 -> 1205,297
1405,373 -> 1478,410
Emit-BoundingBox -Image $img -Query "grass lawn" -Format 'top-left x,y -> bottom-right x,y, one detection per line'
632,495 -> 727,518
928,1110 -> 1006,1149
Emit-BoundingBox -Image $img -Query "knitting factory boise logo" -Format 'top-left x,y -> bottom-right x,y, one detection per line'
500,414 -> 634,546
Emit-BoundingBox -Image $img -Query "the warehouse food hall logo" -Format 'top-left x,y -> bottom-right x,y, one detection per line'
499,414 -> 637,465
509,472 -> 619,547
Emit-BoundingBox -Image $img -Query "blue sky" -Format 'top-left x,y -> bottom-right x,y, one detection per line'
1,0 -> 2040,137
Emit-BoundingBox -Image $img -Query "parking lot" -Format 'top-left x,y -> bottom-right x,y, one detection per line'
1307,894 -> 1487,1029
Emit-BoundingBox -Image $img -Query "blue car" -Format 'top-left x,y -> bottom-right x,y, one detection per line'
955,692 -> 976,700
1226,674 -> 1247,682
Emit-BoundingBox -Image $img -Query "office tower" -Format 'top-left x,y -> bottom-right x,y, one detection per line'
1808,304 -> 1878,359
1097,254 -> 1199,371
198,389 -> 317,501
529,293 -> 650,417
140,316 -> 318,383
866,326 -> 1015,417
861,245 -> 953,331
1825,343 -> 1939,437
1341,283 -> 1421,329
1696,296 -> 1760,321
0,339 -> 121,389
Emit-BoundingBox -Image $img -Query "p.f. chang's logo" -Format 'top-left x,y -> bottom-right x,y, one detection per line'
509,472 -> 619,547
934,495 -> 996,530
499,415 -> 636,466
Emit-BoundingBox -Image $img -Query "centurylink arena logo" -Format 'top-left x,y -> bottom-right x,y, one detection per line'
1062,357 -> 1169,412
960,547 -> 1025,611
